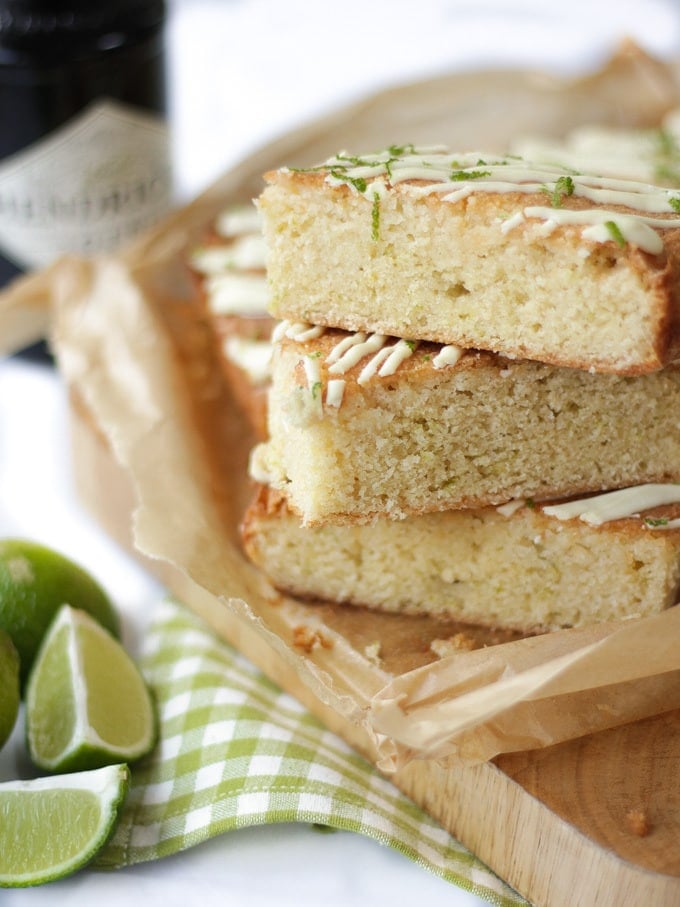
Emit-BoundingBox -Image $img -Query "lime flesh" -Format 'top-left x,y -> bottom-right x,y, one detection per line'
0,628 -> 19,749
26,605 -> 156,773
0,763 -> 129,887
0,539 -> 120,685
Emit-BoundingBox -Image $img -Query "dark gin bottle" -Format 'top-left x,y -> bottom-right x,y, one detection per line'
0,0 -> 172,356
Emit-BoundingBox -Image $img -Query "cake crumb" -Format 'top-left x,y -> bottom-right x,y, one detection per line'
263,589 -> 284,606
625,809 -> 651,837
430,632 -> 477,658
363,641 -> 382,666
292,624 -> 333,654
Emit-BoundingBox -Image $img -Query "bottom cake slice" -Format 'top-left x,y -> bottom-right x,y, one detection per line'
241,483 -> 680,632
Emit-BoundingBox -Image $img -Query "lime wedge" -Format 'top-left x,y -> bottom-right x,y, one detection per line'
0,628 -> 19,750
0,538 -> 120,686
26,605 -> 156,773
0,763 -> 129,887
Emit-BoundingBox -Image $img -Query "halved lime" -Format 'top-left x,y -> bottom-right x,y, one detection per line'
0,763 -> 129,887
26,605 -> 156,773
0,628 -> 19,750
0,538 -> 120,686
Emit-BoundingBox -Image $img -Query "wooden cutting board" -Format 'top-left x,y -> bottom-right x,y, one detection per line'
69,393 -> 680,907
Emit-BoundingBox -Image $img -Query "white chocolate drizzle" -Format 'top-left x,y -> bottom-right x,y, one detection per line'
499,211 -> 526,234
651,518 -> 680,529
206,273 -> 269,316
327,333 -> 387,375
325,379 -> 345,408
511,120 -> 680,187
191,203 -> 272,391
272,320 -> 326,343
523,206 -> 664,254
216,203 -> 261,237
357,339 -> 416,385
542,484 -> 680,526
302,354 -> 323,417
356,343 -> 393,384
191,246 -> 234,276
433,345 -> 464,369
325,330 -> 368,365
303,353 -> 321,386
248,443 -> 273,485
191,234 -> 266,275
223,337 -> 272,385
379,339 -> 417,376
272,320 -> 473,413
226,233 -> 267,269
192,202 -> 269,318
290,323 -> 325,343
496,499 -> 525,518
312,147 -> 680,254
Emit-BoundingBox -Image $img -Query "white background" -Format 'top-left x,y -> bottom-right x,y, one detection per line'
1,0 -> 680,905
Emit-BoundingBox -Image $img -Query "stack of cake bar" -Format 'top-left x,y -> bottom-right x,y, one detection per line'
229,145 -> 680,634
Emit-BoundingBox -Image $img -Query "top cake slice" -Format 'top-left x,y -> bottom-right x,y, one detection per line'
259,146 -> 680,375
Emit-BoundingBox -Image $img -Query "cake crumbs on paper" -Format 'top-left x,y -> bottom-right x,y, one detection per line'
292,624 -> 333,654
430,632 -> 478,658
363,640 -> 382,666
625,809 -> 651,837
263,589 -> 284,607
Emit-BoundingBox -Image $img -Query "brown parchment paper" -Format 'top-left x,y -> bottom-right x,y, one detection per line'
6,43 -> 680,768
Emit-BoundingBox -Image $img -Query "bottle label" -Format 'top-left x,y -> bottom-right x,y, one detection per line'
0,99 -> 173,270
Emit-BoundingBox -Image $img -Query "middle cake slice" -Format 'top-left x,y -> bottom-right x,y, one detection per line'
249,322 -> 680,525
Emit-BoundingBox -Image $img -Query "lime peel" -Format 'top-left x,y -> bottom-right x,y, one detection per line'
0,628 -> 19,750
0,539 -> 120,686
0,763 -> 129,887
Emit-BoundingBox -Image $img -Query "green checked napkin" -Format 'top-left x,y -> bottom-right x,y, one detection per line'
96,598 -> 526,907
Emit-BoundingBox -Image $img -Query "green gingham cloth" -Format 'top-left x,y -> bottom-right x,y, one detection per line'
95,598 -> 526,906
